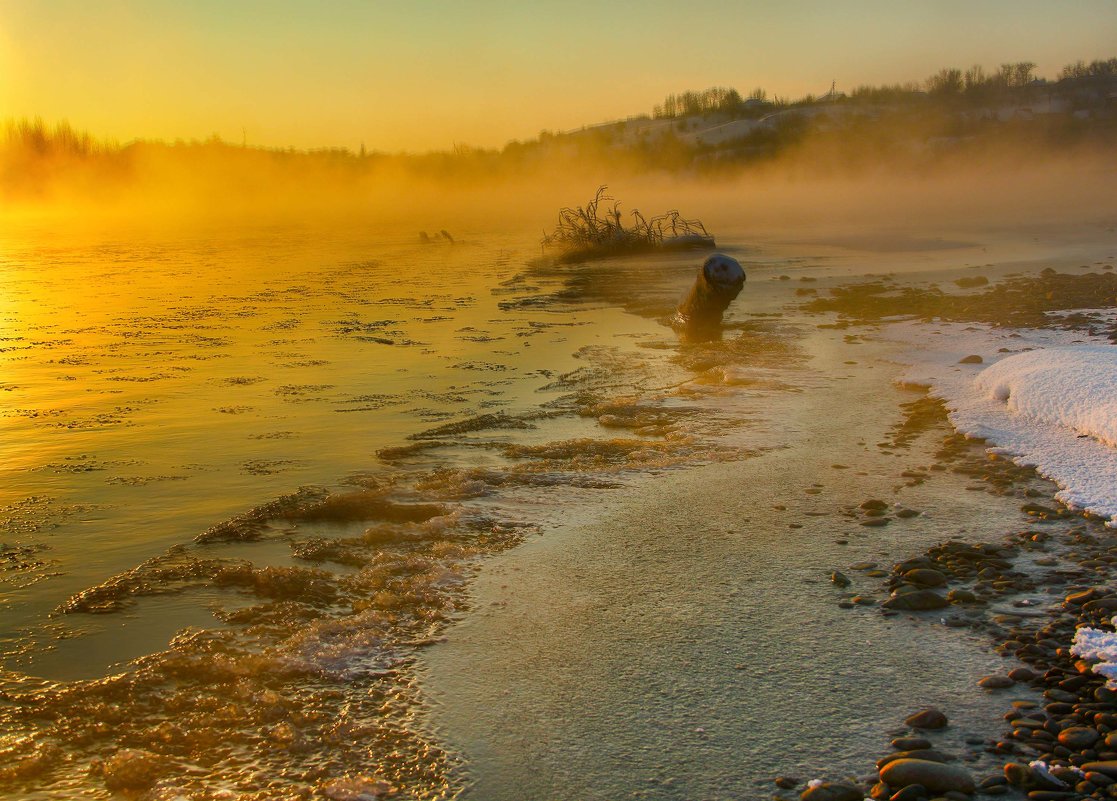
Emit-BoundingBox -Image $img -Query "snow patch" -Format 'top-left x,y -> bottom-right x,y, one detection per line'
886,320 -> 1117,526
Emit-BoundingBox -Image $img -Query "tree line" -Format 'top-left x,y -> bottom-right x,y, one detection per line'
650,57 -> 1117,118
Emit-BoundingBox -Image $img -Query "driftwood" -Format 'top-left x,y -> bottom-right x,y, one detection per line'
542,186 -> 714,261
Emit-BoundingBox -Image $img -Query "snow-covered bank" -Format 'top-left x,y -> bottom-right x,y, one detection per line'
888,312 -> 1117,527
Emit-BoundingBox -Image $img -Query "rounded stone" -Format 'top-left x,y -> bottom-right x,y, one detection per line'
888,784 -> 926,801
883,591 -> 949,611
1058,727 -> 1100,749
879,759 -> 974,794
905,708 -> 948,730
904,568 -> 947,587
978,675 -> 1014,690
1081,761 -> 1117,778
877,749 -> 952,769
947,589 -> 977,604
1003,762 -> 1035,787
891,737 -> 933,751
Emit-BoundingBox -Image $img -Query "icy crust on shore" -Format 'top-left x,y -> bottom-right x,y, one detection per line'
887,315 -> 1117,527
975,346 -> 1117,449
1072,616 -> 1117,688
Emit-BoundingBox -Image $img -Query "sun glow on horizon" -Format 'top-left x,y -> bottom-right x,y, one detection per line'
2,0 -> 1117,153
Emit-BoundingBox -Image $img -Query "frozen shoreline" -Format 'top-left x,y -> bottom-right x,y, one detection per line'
888,317 -> 1117,528
421,237 -> 1117,800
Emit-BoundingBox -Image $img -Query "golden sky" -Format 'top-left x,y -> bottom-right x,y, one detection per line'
2,0 -> 1116,153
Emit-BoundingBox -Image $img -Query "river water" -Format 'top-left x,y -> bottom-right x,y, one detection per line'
0,219 -> 1099,799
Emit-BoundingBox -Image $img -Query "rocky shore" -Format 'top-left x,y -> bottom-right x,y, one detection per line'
797,516 -> 1117,801
779,295 -> 1117,800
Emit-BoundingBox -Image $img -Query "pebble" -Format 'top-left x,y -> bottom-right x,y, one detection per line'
903,568 -> 948,587
879,758 -> 975,793
831,571 -> 852,587
946,588 -> 977,604
891,737 -> 933,751
883,590 -> 949,611
978,675 -> 1015,690
1080,760 -> 1117,778
904,708 -> 948,730
877,748 -> 952,769
1057,726 -> 1100,749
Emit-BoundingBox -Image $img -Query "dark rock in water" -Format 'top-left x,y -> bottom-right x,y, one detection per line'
800,781 -> 864,801
1004,762 -> 1035,788
903,568 -> 947,587
877,749 -> 953,769
883,590 -> 949,611
775,776 -> 801,789
979,775 -> 1008,789
879,759 -> 974,794
978,674 -> 1014,689
891,736 -> 933,751
1008,667 -> 1037,682
958,354 -> 983,364
861,518 -> 890,527
860,499 -> 889,511
1006,761 -> 1069,791
1044,688 -> 1078,703
831,571 -> 852,587
1066,588 -> 1098,605
947,589 -> 977,604
905,708 -> 948,730
896,556 -> 935,572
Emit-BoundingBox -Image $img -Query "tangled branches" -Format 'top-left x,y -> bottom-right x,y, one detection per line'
542,186 -> 714,261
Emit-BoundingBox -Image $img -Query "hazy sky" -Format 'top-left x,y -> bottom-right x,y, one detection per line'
2,0 -> 1116,153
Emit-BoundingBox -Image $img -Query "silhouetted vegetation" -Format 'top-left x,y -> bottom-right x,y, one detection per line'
541,186 -> 713,262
